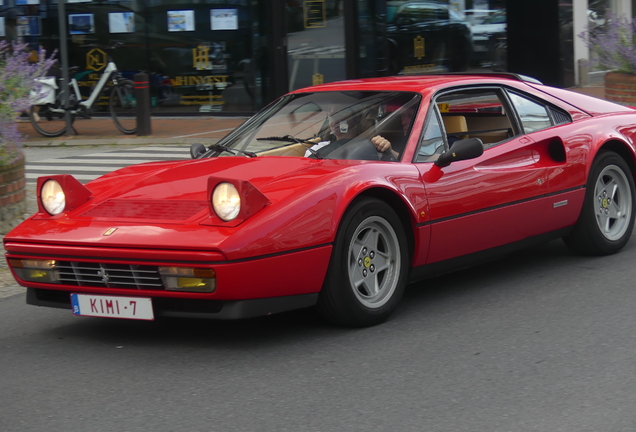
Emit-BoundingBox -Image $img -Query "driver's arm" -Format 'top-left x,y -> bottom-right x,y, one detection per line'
371,135 -> 399,159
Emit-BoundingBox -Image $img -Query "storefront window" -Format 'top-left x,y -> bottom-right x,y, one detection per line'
146,0 -> 261,113
286,0 -> 346,91
0,0 -> 261,115
386,0 -> 506,74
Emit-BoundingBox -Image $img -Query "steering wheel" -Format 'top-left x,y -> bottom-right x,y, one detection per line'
327,137 -> 397,161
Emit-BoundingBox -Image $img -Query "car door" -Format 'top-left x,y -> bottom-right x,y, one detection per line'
415,86 -> 555,264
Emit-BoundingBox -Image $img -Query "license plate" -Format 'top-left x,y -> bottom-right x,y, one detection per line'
71,294 -> 154,321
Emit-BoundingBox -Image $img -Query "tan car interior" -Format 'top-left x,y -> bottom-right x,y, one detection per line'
441,114 -> 513,146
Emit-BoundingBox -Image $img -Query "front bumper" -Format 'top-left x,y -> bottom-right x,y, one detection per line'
6,241 -> 332,319
27,288 -> 319,319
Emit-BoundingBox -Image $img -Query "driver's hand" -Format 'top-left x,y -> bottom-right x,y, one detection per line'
371,135 -> 392,152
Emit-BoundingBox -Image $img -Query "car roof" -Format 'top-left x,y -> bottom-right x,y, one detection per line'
291,74 -> 541,96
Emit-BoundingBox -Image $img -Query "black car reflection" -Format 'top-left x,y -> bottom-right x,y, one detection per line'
387,1 -> 472,74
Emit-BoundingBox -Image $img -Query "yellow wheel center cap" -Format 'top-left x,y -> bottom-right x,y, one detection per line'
602,198 -> 609,208
364,256 -> 371,268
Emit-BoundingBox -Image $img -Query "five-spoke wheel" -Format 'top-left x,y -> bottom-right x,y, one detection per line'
564,150 -> 636,255
317,197 -> 408,327
593,164 -> 632,241
348,216 -> 401,309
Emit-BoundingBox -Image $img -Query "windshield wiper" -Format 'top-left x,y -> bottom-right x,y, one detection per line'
257,135 -> 323,159
208,144 -> 257,158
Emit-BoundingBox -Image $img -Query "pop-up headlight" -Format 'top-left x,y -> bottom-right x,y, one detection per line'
41,180 -> 65,215
204,178 -> 271,227
212,182 -> 241,221
36,175 -> 92,217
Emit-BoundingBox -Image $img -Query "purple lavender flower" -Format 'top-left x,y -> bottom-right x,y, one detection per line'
579,12 -> 636,74
0,39 -> 56,165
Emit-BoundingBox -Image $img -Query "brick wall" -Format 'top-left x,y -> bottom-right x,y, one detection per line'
0,155 -> 26,235
605,72 -> 636,106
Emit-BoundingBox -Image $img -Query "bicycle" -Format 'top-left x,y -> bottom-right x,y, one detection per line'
28,42 -> 137,137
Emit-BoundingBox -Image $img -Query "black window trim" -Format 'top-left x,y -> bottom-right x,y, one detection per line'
430,84 -> 523,151
503,87 -> 573,134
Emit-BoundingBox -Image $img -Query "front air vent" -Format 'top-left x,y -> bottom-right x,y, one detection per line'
56,261 -> 163,290
79,199 -> 208,221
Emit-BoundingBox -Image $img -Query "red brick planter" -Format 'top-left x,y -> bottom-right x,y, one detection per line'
0,152 -> 26,235
605,72 -> 636,106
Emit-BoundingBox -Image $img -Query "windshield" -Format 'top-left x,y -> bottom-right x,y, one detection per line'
209,91 -> 421,161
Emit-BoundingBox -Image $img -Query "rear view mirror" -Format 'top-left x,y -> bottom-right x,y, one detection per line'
190,143 -> 206,159
435,138 -> 484,167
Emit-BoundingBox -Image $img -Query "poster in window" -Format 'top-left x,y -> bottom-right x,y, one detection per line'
109,12 -> 134,34
167,10 -> 194,32
17,16 -> 40,36
16,0 -> 39,5
211,9 -> 237,30
68,13 -> 95,34
0,17 -> 5,37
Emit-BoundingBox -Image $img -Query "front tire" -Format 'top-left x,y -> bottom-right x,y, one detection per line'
564,150 -> 635,255
317,197 -> 409,327
109,80 -> 137,135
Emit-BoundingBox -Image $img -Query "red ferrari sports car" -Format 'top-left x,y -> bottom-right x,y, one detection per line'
5,73 -> 636,326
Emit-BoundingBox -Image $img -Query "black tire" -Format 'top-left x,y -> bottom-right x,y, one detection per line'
317,197 -> 409,327
28,104 -> 72,138
563,150 -> 636,255
109,80 -> 137,135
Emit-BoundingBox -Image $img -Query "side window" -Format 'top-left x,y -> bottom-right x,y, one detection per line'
415,107 -> 444,162
508,92 -> 552,133
435,88 -> 516,148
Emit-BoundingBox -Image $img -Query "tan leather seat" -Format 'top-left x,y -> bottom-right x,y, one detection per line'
442,115 -> 468,140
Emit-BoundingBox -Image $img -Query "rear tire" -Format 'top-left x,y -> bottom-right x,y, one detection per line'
109,80 -> 137,135
317,197 -> 409,327
563,150 -> 635,255
28,104 -> 72,138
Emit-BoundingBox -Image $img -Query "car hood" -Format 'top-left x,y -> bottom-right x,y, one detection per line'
6,156 -> 363,258
85,156 -> 324,201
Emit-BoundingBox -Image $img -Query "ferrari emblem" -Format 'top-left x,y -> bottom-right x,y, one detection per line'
602,198 -> 609,208
96,268 -> 109,284
103,227 -> 117,236
364,256 -> 371,268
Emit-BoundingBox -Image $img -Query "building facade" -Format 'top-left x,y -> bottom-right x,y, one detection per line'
0,0 -> 630,115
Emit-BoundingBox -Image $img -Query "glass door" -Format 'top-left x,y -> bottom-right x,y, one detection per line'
286,0 -> 347,91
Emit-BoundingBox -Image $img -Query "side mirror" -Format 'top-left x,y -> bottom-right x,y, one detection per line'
435,138 -> 484,168
190,143 -> 206,159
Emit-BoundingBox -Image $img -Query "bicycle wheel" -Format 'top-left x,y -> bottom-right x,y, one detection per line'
28,104 -> 72,138
109,80 -> 137,135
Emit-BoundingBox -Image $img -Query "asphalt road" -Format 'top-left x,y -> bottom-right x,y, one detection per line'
3,237 -> 636,431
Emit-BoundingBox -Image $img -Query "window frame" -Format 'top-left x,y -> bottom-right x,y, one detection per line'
504,88 -> 573,134
429,85 -> 522,152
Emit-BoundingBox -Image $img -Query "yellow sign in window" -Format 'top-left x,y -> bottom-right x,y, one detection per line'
304,0 -> 326,28
414,36 -> 425,60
